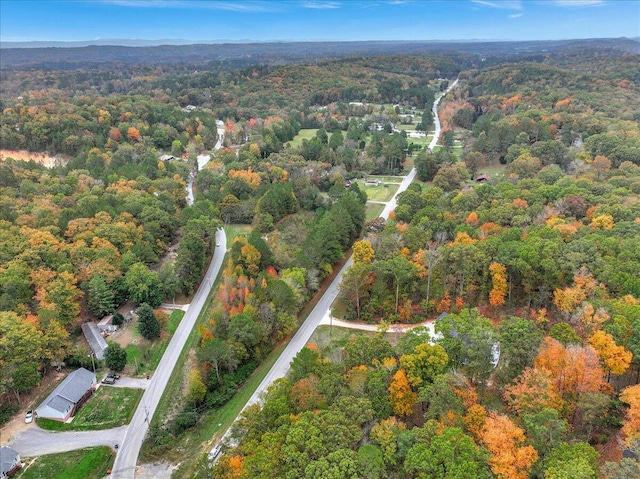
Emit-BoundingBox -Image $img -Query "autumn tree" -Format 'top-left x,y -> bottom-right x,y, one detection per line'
481,413 -> 538,479
389,369 -> 417,417
186,368 -> 207,405
620,384 -> 640,446
399,343 -> 448,388
488,262 -> 507,306
588,329 -> 632,377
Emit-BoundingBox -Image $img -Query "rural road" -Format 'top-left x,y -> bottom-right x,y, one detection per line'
214,80 -> 459,453
10,424 -> 127,456
110,228 -> 226,479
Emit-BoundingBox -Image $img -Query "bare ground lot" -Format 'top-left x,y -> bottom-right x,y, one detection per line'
0,149 -> 67,168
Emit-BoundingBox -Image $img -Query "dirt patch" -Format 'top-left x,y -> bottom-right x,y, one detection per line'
0,371 -> 65,444
135,461 -> 178,479
0,149 -> 67,168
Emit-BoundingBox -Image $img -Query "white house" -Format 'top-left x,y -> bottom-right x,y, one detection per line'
35,368 -> 96,422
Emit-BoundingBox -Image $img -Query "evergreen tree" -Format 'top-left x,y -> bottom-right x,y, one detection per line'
137,302 -> 160,340
104,342 -> 127,371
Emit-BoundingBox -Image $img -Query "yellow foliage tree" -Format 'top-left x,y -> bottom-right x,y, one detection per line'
489,262 -> 507,306
588,330 -> 632,376
389,369 -> 417,417
353,240 -> 375,263
620,384 -> 640,446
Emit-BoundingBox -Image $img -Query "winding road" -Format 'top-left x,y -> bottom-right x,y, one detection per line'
212,78 -> 459,454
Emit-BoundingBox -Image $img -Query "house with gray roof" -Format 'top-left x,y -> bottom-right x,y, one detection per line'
82,322 -> 108,360
35,368 -> 96,422
0,446 -> 21,478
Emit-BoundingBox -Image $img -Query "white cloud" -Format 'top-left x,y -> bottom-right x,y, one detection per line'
553,0 -> 605,6
96,1 -> 278,12
471,0 -> 523,10
301,1 -> 340,9
509,13 -> 524,17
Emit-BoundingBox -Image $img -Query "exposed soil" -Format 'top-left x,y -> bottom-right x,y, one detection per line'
135,461 -> 177,479
0,370 -> 65,444
0,149 -> 67,168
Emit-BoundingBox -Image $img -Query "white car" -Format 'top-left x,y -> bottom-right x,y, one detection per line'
25,410 -> 33,423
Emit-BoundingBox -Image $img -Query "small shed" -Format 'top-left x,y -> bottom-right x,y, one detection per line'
35,368 -> 96,422
82,322 -> 108,360
98,314 -> 118,333
0,446 -> 21,478
475,174 -> 492,182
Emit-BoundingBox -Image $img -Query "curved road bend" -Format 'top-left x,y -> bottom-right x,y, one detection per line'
111,229 -> 226,479
232,79 -> 459,421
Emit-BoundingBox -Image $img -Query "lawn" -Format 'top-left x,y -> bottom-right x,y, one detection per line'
17,447 -> 114,479
366,175 -> 404,183
365,203 -> 385,221
125,310 -> 184,376
225,223 -> 252,241
357,182 -> 398,202
286,128 -> 319,149
37,387 -> 143,431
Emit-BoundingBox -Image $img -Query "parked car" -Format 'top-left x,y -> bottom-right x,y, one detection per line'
25,410 -> 33,423
102,373 -> 118,384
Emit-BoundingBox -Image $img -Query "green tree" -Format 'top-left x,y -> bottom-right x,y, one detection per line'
158,261 -> 182,303
137,302 -> 160,340
104,342 -> 127,371
357,444 -> 386,479
85,275 -> 116,318
544,443 -> 599,479
498,316 -> 543,382
400,343 -> 449,388
404,427 -> 492,479
124,263 -> 162,307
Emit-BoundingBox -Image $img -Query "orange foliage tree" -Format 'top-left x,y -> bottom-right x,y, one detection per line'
620,384 -> 640,446
488,262 -> 507,307
389,369 -> 417,417
534,337 -> 607,414
481,413 -> 538,479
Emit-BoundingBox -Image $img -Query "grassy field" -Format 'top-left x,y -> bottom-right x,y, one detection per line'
365,203 -> 385,221
37,387 -> 143,431
358,182 -> 398,202
286,128 -> 319,149
366,175 -> 404,183
225,223 -> 252,241
17,447 -> 114,479
125,310 -> 184,376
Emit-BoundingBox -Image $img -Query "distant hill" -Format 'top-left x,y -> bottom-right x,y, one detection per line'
1,38 -> 637,70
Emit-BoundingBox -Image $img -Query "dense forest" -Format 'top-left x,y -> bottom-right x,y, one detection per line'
1,38 -> 640,477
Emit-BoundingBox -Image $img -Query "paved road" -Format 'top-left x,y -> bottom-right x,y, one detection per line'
10,425 -> 127,456
222,77 -> 460,436
428,78 -> 458,152
111,229 -> 226,479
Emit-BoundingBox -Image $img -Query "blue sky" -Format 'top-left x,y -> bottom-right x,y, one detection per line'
1,0 -> 638,43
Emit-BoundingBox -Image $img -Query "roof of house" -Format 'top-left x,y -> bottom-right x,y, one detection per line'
81,322 -> 108,360
36,368 -> 96,416
475,174 -> 492,181
0,446 -> 20,473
